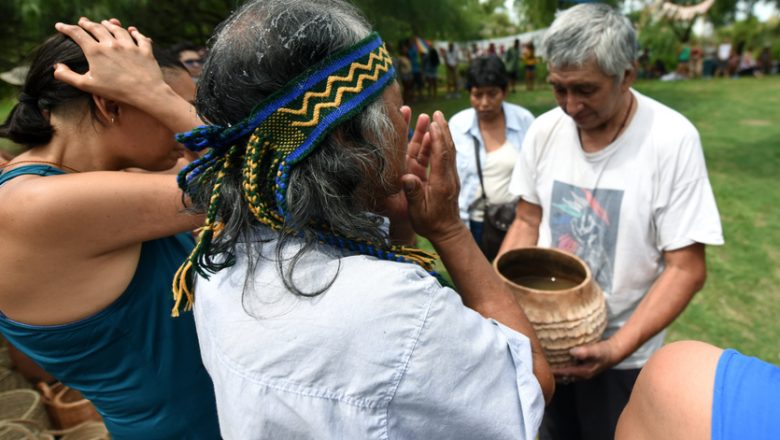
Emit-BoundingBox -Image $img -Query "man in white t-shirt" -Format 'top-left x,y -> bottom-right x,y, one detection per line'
498,4 -> 724,440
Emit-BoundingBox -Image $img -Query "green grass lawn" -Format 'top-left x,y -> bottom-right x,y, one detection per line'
415,77 -> 780,365
2,77 -> 779,364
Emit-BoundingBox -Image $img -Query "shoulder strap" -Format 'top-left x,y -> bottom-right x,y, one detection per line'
472,135 -> 488,203
0,165 -> 65,186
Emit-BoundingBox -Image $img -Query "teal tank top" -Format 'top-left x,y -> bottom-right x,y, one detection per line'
0,165 -> 220,439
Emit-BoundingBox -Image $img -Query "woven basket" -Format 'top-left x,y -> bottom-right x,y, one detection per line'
57,422 -> 110,440
494,247 -> 608,369
0,389 -> 51,429
0,347 -> 11,370
0,368 -> 31,392
36,382 -> 102,430
0,419 -> 54,440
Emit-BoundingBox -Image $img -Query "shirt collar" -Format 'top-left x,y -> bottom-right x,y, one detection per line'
465,101 -> 519,139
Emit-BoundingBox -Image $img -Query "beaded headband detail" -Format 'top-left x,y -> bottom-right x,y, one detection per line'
171,33 -> 438,316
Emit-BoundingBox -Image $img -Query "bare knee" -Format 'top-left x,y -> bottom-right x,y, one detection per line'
616,341 -> 722,440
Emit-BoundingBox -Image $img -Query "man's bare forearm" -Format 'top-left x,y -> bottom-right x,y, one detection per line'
431,225 -> 554,402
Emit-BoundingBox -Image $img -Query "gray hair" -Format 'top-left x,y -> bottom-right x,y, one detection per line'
541,3 -> 637,80
191,0 -> 398,297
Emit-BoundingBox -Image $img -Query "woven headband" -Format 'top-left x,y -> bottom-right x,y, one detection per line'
178,32 -> 396,215
171,33 -> 438,316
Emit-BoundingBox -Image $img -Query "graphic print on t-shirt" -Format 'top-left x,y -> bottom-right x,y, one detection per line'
549,180 -> 623,293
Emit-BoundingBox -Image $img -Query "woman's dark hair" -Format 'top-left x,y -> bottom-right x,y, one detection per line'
0,34 -> 186,149
465,55 -> 508,91
192,0 -> 397,299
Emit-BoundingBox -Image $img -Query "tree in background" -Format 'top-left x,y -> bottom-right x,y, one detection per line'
516,0 -> 778,33
0,0 -> 776,81
1,0 -> 512,73
0,0 -> 237,72
352,0 -> 515,43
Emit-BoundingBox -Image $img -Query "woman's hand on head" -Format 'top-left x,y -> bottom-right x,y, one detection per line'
401,111 -> 464,244
53,17 -> 165,109
54,17 -> 202,134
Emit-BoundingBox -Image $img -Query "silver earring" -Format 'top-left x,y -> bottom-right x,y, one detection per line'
111,116 -> 115,124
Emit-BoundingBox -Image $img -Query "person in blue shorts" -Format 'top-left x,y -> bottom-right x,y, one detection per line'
616,340 -> 780,439
0,19 -> 219,439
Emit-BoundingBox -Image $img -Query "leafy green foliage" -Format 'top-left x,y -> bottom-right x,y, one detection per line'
719,16 -> 780,57
517,0 -> 621,30
635,9 -> 687,69
0,0 -> 236,72
353,0 -> 515,43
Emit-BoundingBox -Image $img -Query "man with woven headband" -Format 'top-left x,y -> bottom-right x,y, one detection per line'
174,0 -> 553,437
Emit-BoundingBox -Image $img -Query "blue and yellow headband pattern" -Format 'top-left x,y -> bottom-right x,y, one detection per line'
171,33 -> 438,316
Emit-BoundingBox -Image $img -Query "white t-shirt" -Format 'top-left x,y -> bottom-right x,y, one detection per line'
446,49 -> 459,68
509,90 -> 724,368
471,141 -> 520,222
194,229 -> 545,439
718,43 -> 732,61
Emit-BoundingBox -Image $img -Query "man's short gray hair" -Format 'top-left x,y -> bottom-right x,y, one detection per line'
541,3 -> 637,80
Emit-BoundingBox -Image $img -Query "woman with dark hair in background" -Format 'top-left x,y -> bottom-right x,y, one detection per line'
449,56 -> 535,260
0,20 -> 219,439
172,0 -> 553,438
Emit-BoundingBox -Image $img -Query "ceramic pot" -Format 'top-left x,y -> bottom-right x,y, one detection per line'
494,247 -> 608,368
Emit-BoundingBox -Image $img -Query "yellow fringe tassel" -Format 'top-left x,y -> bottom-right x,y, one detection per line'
171,260 -> 194,318
171,221 -> 226,317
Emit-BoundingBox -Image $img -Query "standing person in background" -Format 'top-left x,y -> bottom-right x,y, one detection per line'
498,4 -> 723,439
449,56 -> 535,261
522,41 -> 537,91
716,37 -> 732,77
445,42 -> 460,98
757,46 -> 772,75
678,44 -> 691,78
170,42 -> 203,82
690,44 -> 703,78
0,20 -> 219,439
467,43 -> 481,65
423,46 -> 440,99
175,0 -> 554,437
703,42 -> 718,77
395,39 -> 414,104
505,39 -> 521,93
408,39 -> 423,102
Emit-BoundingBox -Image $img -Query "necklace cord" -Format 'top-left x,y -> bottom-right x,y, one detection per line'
611,93 -> 635,144
578,92 -> 635,148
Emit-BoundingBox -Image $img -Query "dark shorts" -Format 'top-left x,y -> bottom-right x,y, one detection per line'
412,72 -> 424,88
540,368 -> 640,440
712,349 -> 780,440
525,65 -> 536,72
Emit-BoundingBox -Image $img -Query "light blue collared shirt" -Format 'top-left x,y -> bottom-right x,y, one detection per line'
194,230 -> 545,439
449,101 -> 535,226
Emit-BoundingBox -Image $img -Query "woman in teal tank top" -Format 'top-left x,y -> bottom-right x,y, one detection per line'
0,20 -> 219,439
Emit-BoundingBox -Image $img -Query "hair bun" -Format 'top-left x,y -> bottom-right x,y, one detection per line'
18,92 -> 39,107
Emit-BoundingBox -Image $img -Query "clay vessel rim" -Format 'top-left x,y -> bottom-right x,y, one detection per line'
492,246 -> 593,294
